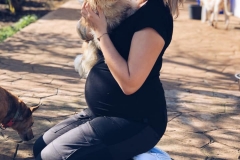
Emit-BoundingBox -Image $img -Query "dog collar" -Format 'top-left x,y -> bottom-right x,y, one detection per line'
1,120 -> 14,129
0,107 -> 20,130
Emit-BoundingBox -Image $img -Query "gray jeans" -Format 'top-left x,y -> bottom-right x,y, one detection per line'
33,109 -> 163,160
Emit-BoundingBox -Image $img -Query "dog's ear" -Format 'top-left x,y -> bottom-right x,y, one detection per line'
19,101 -> 33,119
29,106 -> 39,113
25,108 -> 33,119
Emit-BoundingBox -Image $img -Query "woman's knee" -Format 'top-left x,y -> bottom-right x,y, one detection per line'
35,142 -> 62,160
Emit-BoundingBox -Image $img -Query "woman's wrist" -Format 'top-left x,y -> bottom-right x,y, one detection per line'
95,29 -> 107,37
97,32 -> 108,41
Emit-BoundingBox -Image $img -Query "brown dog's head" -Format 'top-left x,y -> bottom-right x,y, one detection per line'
0,87 -> 39,141
14,103 -> 39,141
12,101 -> 39,141
9,101 -> 39,141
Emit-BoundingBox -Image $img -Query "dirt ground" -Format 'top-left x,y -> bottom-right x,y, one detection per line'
0,0 -> 69,28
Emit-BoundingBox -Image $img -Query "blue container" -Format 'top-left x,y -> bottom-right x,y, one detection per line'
196,0 -> 200,5
230,0 -> 235,12
133,147 -> 171,160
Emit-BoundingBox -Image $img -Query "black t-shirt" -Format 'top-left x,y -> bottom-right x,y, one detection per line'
85,0 -> 173,135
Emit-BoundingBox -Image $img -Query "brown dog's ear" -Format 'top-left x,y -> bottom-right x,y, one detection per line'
29,106 -> 39,113
25,108 -> 33,119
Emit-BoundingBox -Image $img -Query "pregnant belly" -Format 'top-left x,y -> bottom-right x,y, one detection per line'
84,62 -> 129,115
84,60 -> 165,117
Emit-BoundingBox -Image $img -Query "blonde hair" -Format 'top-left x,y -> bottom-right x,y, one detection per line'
164,0 -> 184,18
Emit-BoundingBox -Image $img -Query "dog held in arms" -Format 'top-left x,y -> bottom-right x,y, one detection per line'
0,87 -> 39,141
201,0 -> 232,29
74,0 -> 139,78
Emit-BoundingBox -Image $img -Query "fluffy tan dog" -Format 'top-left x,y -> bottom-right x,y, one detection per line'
74,0 -> 139,78
0,86 -> 39,141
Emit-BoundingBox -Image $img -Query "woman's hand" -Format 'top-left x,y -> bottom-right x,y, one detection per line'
81,2 -> 108,38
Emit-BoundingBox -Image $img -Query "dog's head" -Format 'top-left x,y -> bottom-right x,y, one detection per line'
79,0 -> 118,10
9,101 -> 39,141
0,87 -> 39,141
80,0 -> 117,29
79,0 -> 123,29
13,102 -> 39,141
78,0 -> 138,31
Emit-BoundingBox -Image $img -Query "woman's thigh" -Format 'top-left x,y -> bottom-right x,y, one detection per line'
89,117 -> 161,160
36,116 -> 162,160
33,108 -> 95,157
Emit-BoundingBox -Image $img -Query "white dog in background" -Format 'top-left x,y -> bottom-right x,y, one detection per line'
201,0 -> 232,29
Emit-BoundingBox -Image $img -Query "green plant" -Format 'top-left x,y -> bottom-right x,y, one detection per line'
0,14 -> 38,42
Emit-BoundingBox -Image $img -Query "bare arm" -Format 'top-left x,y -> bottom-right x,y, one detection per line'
99,28 -> 165,95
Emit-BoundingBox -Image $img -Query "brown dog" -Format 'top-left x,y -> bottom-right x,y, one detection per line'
0,86 -> 39,141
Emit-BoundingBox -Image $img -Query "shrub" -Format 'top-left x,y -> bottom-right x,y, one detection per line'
0,14 -> 38,42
